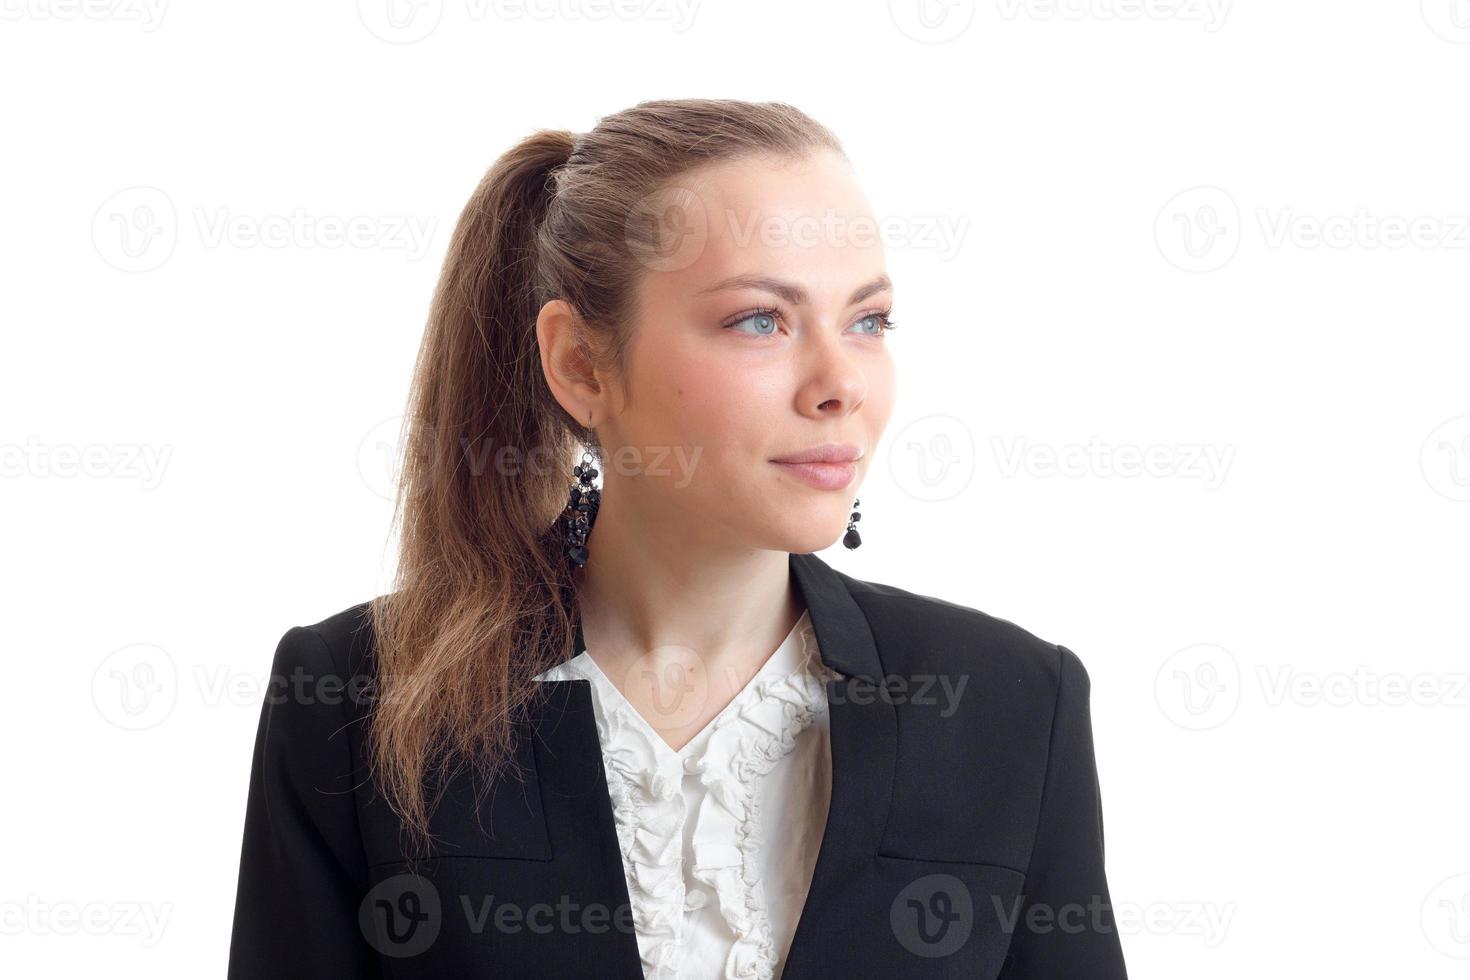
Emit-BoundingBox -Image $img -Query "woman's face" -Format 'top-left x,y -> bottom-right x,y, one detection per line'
599,149 -> 896,555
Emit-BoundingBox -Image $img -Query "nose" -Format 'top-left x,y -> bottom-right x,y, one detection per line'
797,332 -> 867,419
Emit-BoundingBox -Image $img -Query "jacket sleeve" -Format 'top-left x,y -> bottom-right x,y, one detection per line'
998,644 -> 1128,979
227,625 -> 381,979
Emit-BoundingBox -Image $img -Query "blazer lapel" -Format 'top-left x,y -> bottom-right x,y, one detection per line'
520,677 -> 646,978
779,551 -> 898,979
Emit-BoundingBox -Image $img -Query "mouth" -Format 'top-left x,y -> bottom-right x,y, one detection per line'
769,442 -> 863,465
769,443 -> 863,491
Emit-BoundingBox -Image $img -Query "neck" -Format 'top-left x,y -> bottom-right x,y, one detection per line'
571,479 -> 804,679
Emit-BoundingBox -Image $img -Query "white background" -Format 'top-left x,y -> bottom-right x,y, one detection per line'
3,1 -> 1468,976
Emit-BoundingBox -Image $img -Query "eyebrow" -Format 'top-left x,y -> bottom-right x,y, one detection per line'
697,273 -> 893,307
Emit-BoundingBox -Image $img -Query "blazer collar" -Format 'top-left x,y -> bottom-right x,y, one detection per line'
788,549 -> 883,681
569,550 -> 883,681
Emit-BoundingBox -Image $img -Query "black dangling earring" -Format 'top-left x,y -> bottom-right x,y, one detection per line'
843,497 -> 862,549
564,448 -> 600,568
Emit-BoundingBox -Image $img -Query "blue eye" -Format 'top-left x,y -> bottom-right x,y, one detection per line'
726,310 -> 780,335
848,310 -> 897,336
849,313 -> 885,335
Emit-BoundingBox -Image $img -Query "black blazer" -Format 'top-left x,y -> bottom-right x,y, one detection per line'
228,551 -> 1128,979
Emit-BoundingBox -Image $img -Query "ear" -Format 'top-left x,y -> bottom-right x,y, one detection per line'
536,298 -> 603,425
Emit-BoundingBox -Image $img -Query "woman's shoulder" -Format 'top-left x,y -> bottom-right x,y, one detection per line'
835,569 -> 1089,707
264,598 -> 382,708
311,595 -> 383,647
836,570 -> 1106,875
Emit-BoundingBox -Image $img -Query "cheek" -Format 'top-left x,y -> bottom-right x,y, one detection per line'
661,348 -> 774,436
623,343 -> 765,462
865,354 -> 898,428
677,370 -> 791,506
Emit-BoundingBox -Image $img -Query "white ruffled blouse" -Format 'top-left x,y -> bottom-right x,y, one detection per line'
533,610 -> 840,980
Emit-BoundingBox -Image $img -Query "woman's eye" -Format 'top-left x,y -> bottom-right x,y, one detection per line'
849,313 -> 890,336
728,311 -> 780,335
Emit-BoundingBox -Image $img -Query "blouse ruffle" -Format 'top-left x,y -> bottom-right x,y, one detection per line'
580,619 -> 841,980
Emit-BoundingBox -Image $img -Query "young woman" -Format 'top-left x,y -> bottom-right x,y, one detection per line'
227,98 -> 1128,980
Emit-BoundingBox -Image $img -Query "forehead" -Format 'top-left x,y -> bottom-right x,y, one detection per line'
641,150 -> 887,304
694,150 -> 866,223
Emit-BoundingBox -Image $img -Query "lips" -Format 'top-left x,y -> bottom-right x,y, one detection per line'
769,443 -> 862,491
769,442 -> 862,465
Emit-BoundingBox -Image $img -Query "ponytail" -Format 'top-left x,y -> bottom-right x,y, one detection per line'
367,130 -> 582,853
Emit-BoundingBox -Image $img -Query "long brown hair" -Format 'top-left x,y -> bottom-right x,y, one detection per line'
366,99 -> 845,852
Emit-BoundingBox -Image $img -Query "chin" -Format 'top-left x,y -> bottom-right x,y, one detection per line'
766,520 -> 849,557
